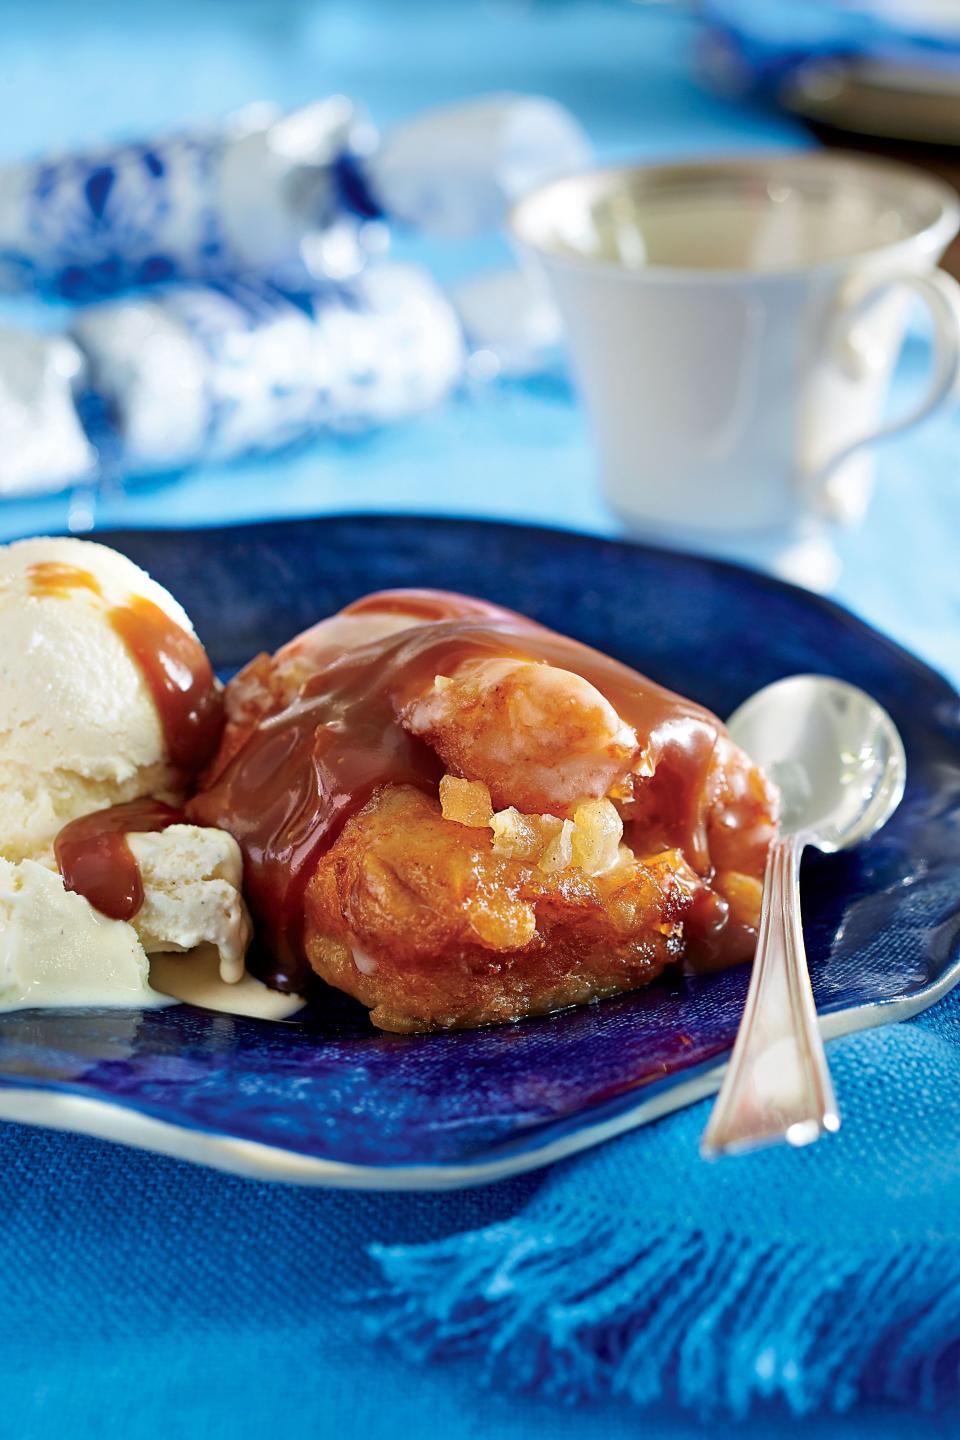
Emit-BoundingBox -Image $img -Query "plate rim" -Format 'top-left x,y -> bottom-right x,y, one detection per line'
2,974 -> 958,1189
5,514 -> 958,1188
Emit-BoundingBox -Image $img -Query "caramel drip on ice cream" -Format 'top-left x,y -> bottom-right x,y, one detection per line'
38,560 -> 224,921
107,595 -> 223,773
55,798 -> 183,921
27,560 -> 224,775
27,562 -> 102,599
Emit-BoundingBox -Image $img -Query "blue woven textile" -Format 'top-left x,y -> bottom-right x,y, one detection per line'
369,989 -> 960,1418
5,994 -> 960,1436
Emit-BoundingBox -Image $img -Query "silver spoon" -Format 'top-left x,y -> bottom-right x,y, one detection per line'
701,675 -> 906,1157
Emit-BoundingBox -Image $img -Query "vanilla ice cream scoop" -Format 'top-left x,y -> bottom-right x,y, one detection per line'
0,858 -> 161,1010
0,536 -> 262,1011
0,535 -> 220,863
0,839 -> 253,1010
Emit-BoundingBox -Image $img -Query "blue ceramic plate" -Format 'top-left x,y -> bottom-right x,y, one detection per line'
2,516 -> 959,1188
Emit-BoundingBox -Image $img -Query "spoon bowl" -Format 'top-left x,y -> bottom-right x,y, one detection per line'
727,674 -> 907,851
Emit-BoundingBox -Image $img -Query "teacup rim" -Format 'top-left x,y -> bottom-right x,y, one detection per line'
508,149 -> 960,284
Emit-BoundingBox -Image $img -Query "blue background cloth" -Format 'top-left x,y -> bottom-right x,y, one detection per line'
1,2 -> 959,1435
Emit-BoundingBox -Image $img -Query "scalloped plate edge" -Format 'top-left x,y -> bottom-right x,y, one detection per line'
2,962 -> 957,1189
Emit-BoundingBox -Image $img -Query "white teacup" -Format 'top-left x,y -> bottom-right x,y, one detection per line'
510,153 -> 960,544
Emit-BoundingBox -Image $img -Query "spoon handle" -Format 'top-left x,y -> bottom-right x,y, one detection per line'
701,833 -> 840,1157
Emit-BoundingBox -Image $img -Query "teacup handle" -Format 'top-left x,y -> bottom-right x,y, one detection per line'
808,267 -> 960,522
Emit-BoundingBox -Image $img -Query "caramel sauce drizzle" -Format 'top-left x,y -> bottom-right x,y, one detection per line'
55,799 -> 183,921
107,595 -> 223,773
27,561 -> 102,599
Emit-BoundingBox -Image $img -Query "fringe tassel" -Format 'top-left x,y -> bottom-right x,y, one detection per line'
366,1216 -> 960,1416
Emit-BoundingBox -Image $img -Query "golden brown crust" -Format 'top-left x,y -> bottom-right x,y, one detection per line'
303,785 -> 702,1032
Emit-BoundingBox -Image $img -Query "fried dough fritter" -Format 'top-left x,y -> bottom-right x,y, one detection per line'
402,657 -> 639,814
193,589 -> 780,1032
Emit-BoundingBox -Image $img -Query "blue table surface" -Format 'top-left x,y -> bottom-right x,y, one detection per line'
1,3 -> 958,1436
